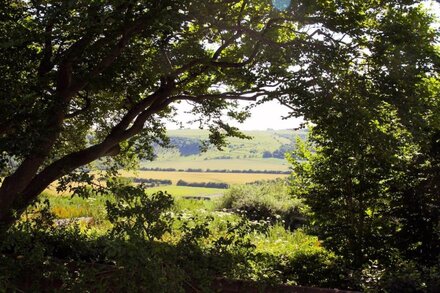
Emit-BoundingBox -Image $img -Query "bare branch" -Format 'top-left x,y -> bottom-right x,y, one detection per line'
275,96 -> 296,111
210,41 -> 260,68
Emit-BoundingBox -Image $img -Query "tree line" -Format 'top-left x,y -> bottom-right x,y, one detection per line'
140,167 -> 290,174
176,180 -> 229,189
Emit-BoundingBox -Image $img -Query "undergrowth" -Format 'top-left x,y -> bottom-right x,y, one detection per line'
0,182 -> 341,292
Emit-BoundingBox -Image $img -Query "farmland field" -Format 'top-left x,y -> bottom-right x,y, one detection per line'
141,158 -> 290,171
143,129 -> 305,172
121,170 -> 288,185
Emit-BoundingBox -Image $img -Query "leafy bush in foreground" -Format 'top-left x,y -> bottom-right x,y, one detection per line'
218,180 -> 307,230
0,184 -> 340,291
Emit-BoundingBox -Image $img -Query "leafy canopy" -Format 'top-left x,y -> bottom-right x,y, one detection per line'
288,1 -> 440,288
0,0 -> 438,225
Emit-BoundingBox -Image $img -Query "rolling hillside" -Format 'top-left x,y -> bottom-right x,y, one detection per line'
141,129 -> 307,172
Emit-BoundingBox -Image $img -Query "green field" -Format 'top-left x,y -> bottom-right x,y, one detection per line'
144,129 -> 305,172
141,158 -> 290,171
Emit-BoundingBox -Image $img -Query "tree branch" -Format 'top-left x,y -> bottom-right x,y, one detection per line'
65,92 -> 92,119
38,21 -> 54,76
171,92 -> 259,102
19,100 -> 172,206
212,30 -> 242,60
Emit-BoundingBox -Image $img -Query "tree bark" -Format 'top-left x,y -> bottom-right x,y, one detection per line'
0,83 -> 174,231
0,10 -> 162,231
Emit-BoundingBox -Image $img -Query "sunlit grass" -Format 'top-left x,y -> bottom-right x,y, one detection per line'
146,185 -> 224,197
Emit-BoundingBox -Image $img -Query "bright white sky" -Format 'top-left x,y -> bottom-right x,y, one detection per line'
166,1 -> 439,131
166,100 -> 304,130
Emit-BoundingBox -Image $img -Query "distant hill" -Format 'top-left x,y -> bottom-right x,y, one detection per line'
140,129 -> 307,172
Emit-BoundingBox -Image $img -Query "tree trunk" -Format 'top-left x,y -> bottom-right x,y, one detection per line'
0,88 -> 173,232
0,13 -> 162,232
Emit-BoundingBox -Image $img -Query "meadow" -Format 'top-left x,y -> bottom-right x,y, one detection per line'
144,129 -> 306,172
42,185 -> 224,220
140,158 -> 290,171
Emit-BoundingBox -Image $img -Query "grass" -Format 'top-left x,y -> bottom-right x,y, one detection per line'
253,225 -> 322,256
142,129 -> 307,172
146,185 -> 225,197
41,185 -> 224,221
141,158 -> 290,171
121,170 -> 288,185
41,191 -> 110,220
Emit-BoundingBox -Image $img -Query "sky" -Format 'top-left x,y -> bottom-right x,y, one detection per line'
165,100 -> 304,130
167,1 -> 439,131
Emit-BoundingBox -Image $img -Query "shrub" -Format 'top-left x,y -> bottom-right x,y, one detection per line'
360,257 -> 440,292
106,189 -> 174,241
218,180 -> 307,229
275,252 -> 347,288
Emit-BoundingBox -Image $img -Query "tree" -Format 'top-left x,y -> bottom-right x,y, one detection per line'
0,0 -> 437,231
288,1 -> 440,283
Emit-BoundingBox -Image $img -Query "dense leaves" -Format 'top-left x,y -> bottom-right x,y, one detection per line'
0,183 -> 340,291
288,2 -> 440,290
1,0 -> 440,289
3,0 -> 438,226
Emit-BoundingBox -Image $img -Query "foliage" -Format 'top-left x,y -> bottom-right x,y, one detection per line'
0,0 -> 303,223
106,188 -> 174,241
360,257 -> 440,292
129,177 -> 172,186
176,179 -> 229,189
262,144 -> 295,159
287,2 -> 440,285
1,202 -> 187,292
2,0 -> 439,289
290,124 -> 440,287
219,180 -> 307,229
168,136 -> 202,156
2,0 -> 434,227
1,184 -> 343,291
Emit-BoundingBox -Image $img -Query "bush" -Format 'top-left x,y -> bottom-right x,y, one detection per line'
0,181 -> 347,291
275,252 -> 347,288
360,257 -> 440,293
218,180 -> 307,230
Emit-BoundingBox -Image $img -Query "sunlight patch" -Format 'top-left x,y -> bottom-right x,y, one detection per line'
272,0 -> 291,11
